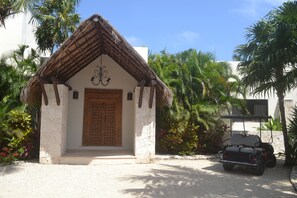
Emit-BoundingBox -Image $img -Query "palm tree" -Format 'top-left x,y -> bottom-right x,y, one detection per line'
150,49 -> 244,154
234,1 -> 297,165
13,0 -> 38,12
150,49 -> 244,130
0,0 -> 17,27
149,51 -> 186,124
0,0 -> 39,27
31,0 -> 80,54
0,45 -> 39,109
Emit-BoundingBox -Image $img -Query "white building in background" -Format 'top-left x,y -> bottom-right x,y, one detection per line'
228,61 -> 297,124
0,12 -> 37,57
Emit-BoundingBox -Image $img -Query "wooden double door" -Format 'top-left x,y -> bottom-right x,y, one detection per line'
82,89 -> 122,146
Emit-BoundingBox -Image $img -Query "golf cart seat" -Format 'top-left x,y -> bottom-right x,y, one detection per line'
230,134 -> 261,147
226,134 -> 262,153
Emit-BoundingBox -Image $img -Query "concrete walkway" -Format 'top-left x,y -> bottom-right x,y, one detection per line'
0,158 -> 296,198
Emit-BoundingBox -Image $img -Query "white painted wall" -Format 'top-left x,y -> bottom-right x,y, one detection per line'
134,47 -> 148,63
66,53 -> 142,150
228,61 -> 297,121
0,12 -> 37,57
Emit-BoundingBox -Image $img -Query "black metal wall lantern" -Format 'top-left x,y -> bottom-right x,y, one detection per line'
90,56 -> 111,86
73,91 -> 79,99
127,92 -> 133,101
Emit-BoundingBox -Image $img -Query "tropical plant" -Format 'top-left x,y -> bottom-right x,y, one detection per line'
198,121 -> 229,154
0,0 -> 80,27
0,45 -> 40,164
233,1 -> 297,165
157,119 -> 198,155
0,45 -> 39,109
0,108 -> 34,165
12,0 -> 40,12
262,118 -> 282,131
0,59 -> 12,101
30,0 -> 80,53
150,49 -> 244,154
0,0 -> 40,28
150,49 -> 244,129
288,106 -> 297,165
0,0 -> 17,27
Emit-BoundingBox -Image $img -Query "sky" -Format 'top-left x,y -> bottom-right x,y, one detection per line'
77,0 -> 288,61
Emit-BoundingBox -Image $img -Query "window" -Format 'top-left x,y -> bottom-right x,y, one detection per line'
232,99 -> 268,116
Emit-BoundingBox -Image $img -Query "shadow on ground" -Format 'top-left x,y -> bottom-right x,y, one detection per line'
120,159 -> 295,198
0,164 -> 22,176
0,159 -> 38,176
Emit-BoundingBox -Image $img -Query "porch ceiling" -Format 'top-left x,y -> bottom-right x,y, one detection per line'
21,14 -> 172,106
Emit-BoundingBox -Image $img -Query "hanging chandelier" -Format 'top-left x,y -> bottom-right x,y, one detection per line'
90,56 -> 111,86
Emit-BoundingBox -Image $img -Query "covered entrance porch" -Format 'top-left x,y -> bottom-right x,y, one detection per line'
21,14 -> 172,165
38,84 -> 158,164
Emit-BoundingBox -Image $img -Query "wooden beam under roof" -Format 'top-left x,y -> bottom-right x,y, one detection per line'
51,77 -> 60,105
138,79 -> 146,108
50,76 -> 72,91
149,79 -> 157,109
38,77 -> 49,106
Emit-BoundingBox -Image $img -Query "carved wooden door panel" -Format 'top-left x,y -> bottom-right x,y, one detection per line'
83,89 -> 122,146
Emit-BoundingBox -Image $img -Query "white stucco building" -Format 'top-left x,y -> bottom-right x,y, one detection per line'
228,61 -> 297,124
0,12 -> 37,57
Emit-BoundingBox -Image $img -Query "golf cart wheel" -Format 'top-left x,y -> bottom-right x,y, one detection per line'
223,163 -> 234,171
266,154 -> 276,168
254,163 -> 265,176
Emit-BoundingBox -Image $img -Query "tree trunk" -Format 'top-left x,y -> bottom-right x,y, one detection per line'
277,93 -> 293,165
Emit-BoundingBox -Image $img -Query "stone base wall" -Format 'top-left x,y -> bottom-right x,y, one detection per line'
39,84 -> 68,164
134,87 -> 156,163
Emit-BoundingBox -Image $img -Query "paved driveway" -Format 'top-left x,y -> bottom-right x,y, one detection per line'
0,158 -> 295,198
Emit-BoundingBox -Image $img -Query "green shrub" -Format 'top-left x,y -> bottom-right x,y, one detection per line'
262,118 -> 282,131
288,107 -> 297,165
0,109 -> 35,165
157,120 -> 198,155
197,121 -> 228,154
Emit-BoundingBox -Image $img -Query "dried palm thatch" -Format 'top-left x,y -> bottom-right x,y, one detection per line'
21,14 -> 172,106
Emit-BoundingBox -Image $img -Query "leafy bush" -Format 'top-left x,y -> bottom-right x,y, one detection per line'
0,146 -> 25,165
262,118 -> 282,131
157,120 -> 198,155
0,109 -> 37,165
288,107 -> 297,165
197,121 -> 228,154
150,49 -> 245,156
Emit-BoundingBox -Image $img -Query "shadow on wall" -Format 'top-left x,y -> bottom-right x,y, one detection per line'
120,160 -> 294,198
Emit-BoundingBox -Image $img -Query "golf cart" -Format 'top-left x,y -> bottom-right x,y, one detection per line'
219,115 -> 277,176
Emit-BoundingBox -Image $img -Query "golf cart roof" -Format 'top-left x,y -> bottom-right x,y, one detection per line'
221,115 -> 272,120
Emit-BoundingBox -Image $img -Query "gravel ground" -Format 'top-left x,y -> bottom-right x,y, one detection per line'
0,158 -> 296,198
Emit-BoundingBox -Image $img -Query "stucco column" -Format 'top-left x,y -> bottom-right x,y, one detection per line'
134,87 -> 156,163
39,84 -> 68,164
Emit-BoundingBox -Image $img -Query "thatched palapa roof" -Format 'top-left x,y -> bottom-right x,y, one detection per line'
21,14 -> 172,106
